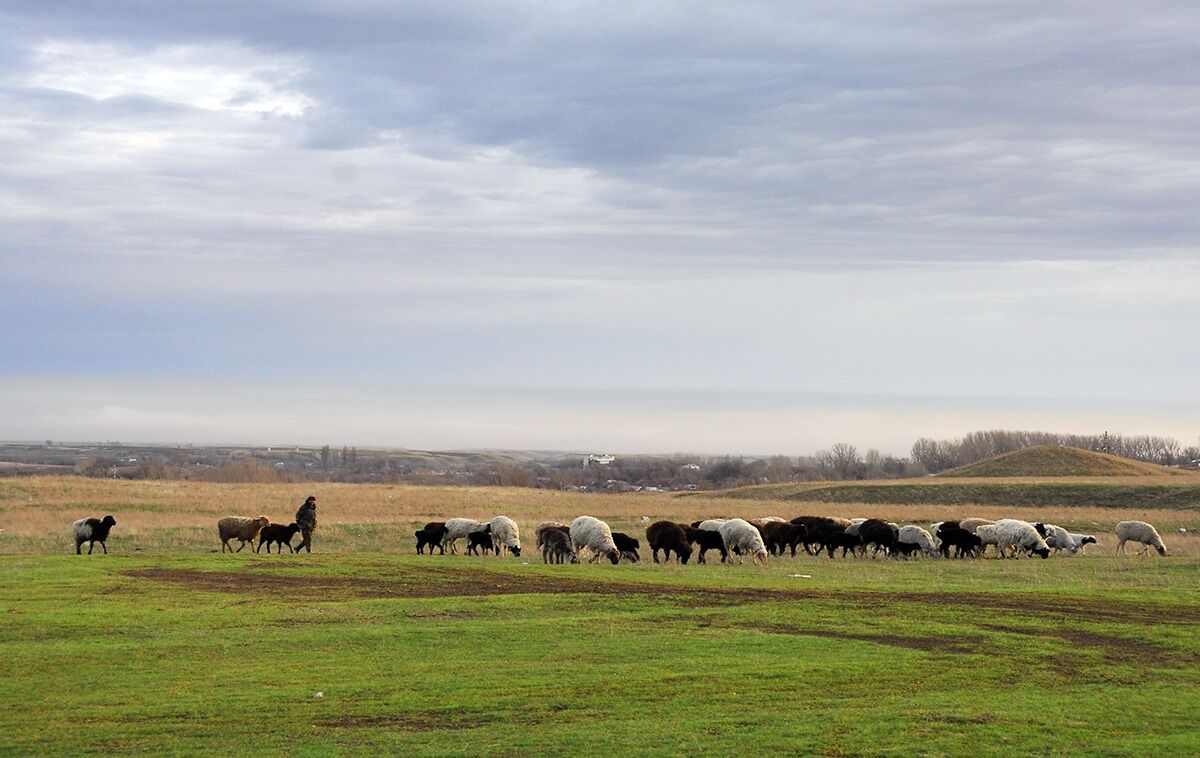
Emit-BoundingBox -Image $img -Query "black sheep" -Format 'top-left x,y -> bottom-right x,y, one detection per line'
416,522 -> 448,555
685,527 -> 728,564
541,529 -> 578,564
466,530 -> 495,556
645,521 -> 692,564
257,523 -> 302,554
762,521 -> 808,557
611,532 -> 640,563
73,515 -> 117,555
790,516 -> 852,556
858,519 -> 899,557
890,541 -> 920,558
820,531 -> 861,559
937,526 -> 982,558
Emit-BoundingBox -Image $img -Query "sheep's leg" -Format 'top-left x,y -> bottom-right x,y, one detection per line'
236,541 -> 246,553
100,541 -> 107,554
88,541 -> 95,555
1136,544 -> 1149,556
76,540 -> 83,555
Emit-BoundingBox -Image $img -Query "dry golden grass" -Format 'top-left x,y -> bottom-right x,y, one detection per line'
2,476 -> 1198,556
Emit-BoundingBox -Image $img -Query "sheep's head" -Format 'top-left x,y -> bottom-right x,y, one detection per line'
568,551 -> 579,564
1155,545 -> 1168,556
102,515 -> 117,527
1034,547 -> 1050,559
755,548 -> 769,565
678,544 -> 693,564
606,548 -> 620,565
1080,536 -> 1097,546
509,545 -> 521,557
257,515 -> 270,526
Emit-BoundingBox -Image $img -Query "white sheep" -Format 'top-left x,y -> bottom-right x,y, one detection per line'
569,516 -> 621,564
897,525 -> 939,557
1039,523 -> 1078,555
992,519 -> 1050,559
443,518 -> 486,555
974,524 -> 1002,557
218,516 -> 270,553
1115,521 -> 1167,556
718,518 -> 769,565
697,519 -> 727,531
1067,532 -> 1099,553
488,516 -> 521,557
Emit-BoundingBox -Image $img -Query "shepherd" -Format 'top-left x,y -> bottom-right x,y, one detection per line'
294,495 -> 318,553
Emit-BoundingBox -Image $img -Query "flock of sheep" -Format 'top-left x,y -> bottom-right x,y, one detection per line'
67,511 -> 1170,561
411,514 -> 1171,565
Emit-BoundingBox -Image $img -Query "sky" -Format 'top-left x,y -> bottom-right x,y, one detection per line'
1,2 -> 1197,455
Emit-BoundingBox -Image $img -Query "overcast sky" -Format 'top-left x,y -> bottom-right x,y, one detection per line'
2,2 -> 1197,454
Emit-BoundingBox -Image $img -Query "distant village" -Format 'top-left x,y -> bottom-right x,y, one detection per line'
0,430 -> 1192,490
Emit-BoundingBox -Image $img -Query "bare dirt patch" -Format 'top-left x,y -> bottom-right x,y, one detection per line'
979,623 -> 1184,668
124,566 -> 1200,625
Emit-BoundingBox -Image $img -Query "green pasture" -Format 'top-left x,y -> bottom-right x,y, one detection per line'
2,551 -> 1199,756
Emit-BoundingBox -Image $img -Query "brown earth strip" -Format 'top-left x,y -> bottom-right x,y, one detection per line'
979,622 -> 1187,667
124,566 -> 1200,625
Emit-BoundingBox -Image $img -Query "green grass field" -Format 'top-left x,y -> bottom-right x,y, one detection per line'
3,551 -> 1199,756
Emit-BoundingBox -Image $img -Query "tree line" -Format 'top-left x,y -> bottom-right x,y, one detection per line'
909,429 -> 1198,473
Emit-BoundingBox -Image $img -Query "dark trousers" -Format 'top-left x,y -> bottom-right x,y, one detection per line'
296,528 -> 314,553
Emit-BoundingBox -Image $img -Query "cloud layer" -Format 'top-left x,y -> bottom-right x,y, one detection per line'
1,3 -> 1197,450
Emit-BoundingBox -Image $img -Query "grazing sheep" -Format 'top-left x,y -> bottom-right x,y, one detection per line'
443,518 -> 487,554
1035,523 -> 1078,555
974,524 -> 1003,557
897,525 -> 939,558
1116,521 -> 1167,556
488,516 -> 522,557
72,515 -> 117,555
791,516 -> 853,556
415,522 -> 448,555
257,522 -> 302,554
718,519 -> 769,565
891,541 -> 921,558
611,532 -> 640,563
570,516 -> 621,564
218,516 -> 270,553
958,518 -> 994,534
535,521 -> 571,547
991,519 -> 1050,559
646,521 -> 693,564
466,530 -> 496,556
820,531 -> 861,559
936,526 -> 981,558
541,529 -> 578,564
761,521 -> 807,557
1068,532 -> 1099,553
858,519 -> 900,557
929,521 -> 958,550
685,527 -> 728,564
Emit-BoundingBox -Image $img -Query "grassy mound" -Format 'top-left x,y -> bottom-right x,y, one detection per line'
938,445 -> 1180,478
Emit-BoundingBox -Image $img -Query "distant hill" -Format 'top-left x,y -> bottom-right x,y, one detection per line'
937,445 -> 1183,478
